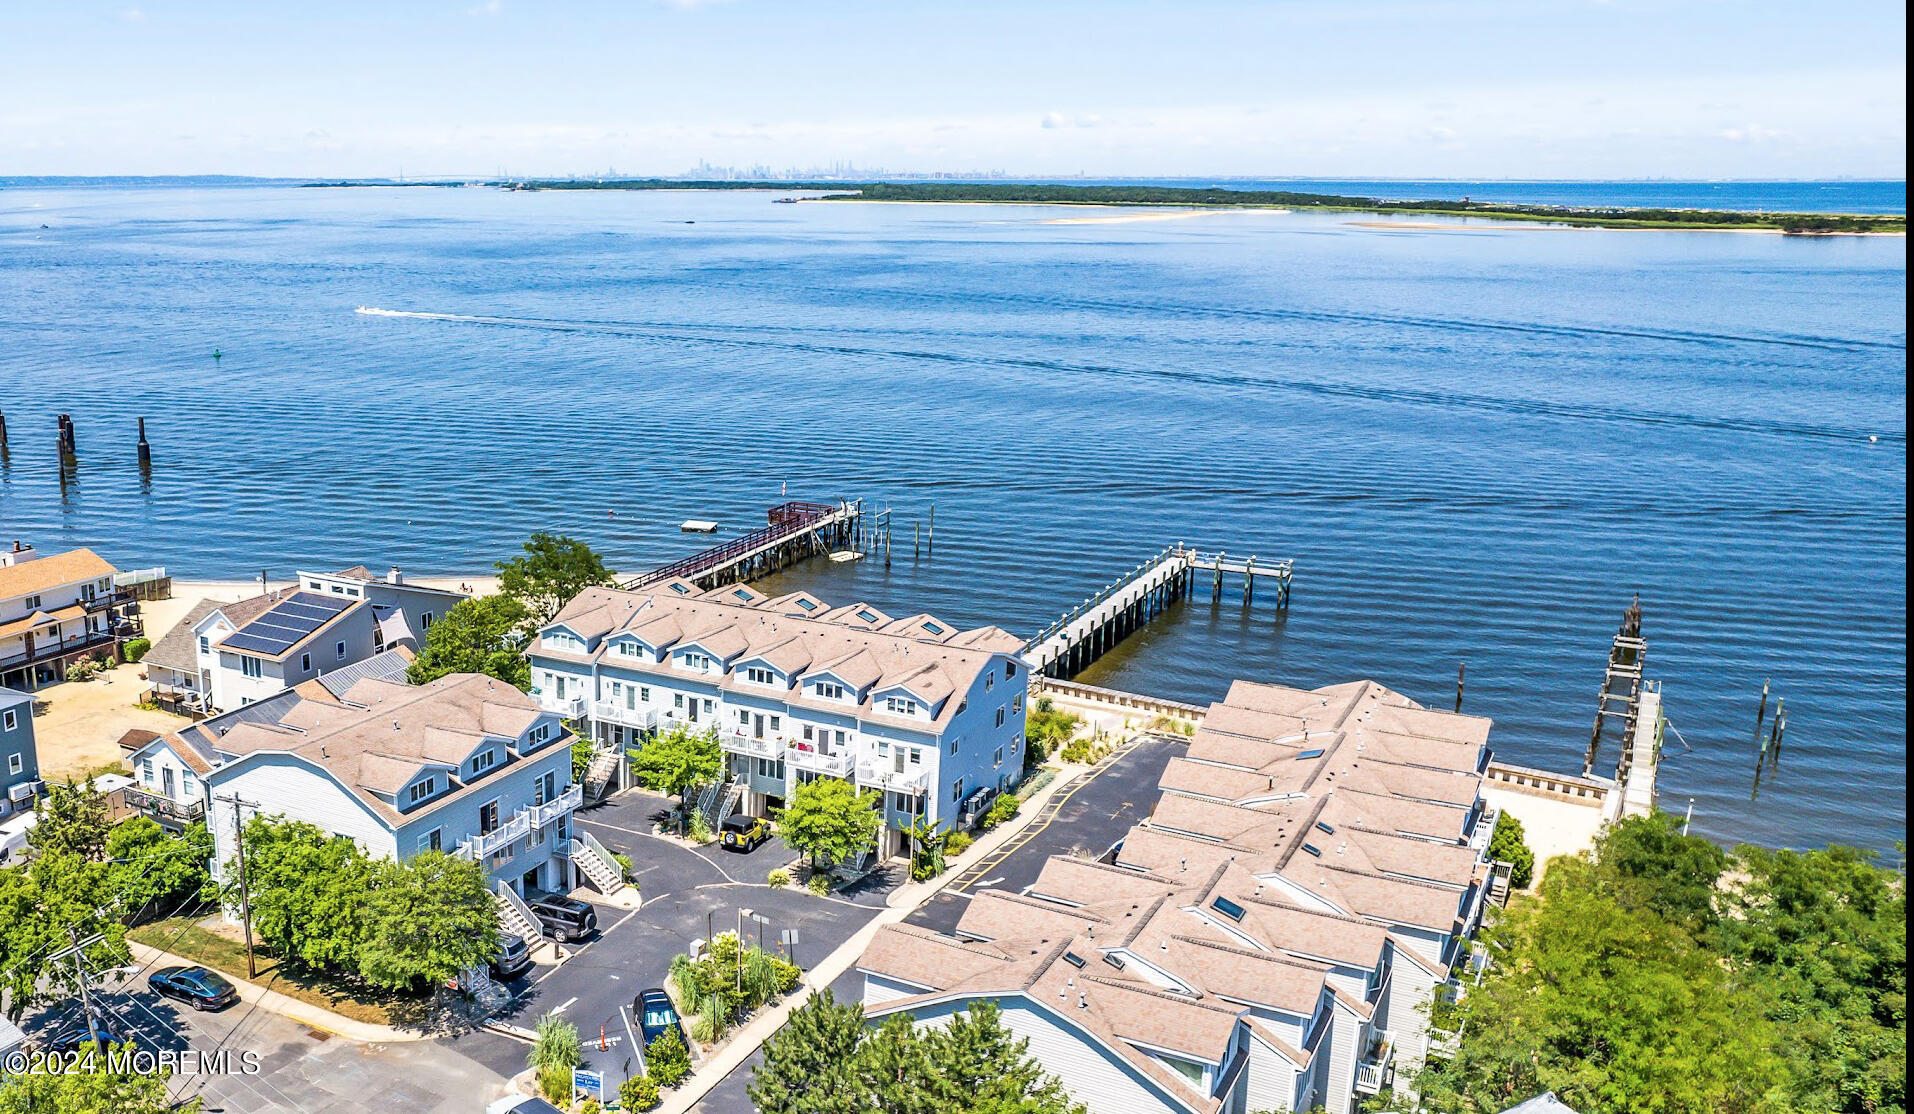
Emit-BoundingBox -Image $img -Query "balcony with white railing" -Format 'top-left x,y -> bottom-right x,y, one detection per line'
721,731 -> 783,760
787,744 -> 853,779
592,701 -> 658,731
457,810 -> 531,862
1354,1029 -> 1395,1095
530,783 -> 583,829
534,689 -> 586,719
855,761 -> 931,794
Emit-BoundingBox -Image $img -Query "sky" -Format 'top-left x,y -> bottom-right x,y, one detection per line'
1,0 -> 1905,179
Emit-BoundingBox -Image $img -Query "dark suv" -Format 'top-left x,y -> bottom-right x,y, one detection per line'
528,895 -> 598,942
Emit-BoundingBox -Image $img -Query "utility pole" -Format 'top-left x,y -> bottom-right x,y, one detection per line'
217,792 -> 261,977
67,928 -> 101,1021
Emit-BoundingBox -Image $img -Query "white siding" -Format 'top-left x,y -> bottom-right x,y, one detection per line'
859,973 -> 927,1007
1321,1001 -> 1366,1114
207,753 -> 399,891
1244,1032 -> 1303,1113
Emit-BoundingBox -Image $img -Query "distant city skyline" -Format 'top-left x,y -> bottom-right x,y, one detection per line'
3,1 -> 1905,179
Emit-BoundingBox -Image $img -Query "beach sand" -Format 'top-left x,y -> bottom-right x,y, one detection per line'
1044,208 -> 1284,225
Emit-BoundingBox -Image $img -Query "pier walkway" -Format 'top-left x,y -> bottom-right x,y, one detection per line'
1024,545 -> 1293,679
624,500 -> 861,591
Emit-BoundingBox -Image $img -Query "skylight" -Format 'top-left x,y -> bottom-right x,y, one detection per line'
1297,748 -> 1326,760
1062,951 -> 1087,968
795,599 -> 818,611
1210,896 -> 1246,922
1103,954 -> 1126,971
668,583 -> 691,595
922,620 -> 945,634
856,608 -> 880,623
1301,842 -> 1323,857
1315,821 -> 1336,835
732,588 -> 753,601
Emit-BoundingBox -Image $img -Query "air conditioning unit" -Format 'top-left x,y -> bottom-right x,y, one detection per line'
8,780 -> 41,803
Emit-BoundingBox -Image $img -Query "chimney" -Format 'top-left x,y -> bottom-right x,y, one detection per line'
387,566 -> 403,585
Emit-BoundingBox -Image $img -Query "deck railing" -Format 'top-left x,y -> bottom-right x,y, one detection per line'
625,501 -> 844,589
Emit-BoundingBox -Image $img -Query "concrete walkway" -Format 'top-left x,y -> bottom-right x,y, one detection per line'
127,941 -> 428,1044
656,760 -> 1089,1114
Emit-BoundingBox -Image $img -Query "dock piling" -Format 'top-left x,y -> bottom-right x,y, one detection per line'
1455,661 -> 1466,713
137,417 -> 152,472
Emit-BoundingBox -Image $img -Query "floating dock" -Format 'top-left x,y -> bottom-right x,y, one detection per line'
625,500 -> 862,591
1025,545 -> 1293,679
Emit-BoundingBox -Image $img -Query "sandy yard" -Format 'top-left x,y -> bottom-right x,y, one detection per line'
25,661 -> 188,782
1480,783 -> 1609,888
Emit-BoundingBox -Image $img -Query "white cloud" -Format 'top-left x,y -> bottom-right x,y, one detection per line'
465,0 -> 503,15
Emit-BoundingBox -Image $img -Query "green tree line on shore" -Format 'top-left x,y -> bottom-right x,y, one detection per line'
1410,813 -> 1905,1114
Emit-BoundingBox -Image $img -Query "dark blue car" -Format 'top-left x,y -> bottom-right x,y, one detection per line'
634,987 -> 687,1050
149,966 -> 239,1011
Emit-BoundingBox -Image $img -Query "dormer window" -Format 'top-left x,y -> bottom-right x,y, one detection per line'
616,641 -> 642,658
544,631 -> 582,652
472,749 -> 496,774
407,777 -> 437,804
884,696 -> 918,716
528,723 -> 552,746
682,652 -> 711,672
745,667 -> 774,685
815,681 -> 845,701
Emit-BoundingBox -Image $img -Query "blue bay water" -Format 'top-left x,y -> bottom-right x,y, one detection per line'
0,184 -> 1905,853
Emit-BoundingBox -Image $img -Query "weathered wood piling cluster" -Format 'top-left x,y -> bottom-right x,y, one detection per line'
0,410 -> 156,476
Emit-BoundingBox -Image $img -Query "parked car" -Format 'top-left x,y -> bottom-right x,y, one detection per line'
719,813 -> 773,852
491,932 -> 533,980
484,1097 -> 565,1114
41,1015 -> 125,1053
634,987 -> 687,1050
528,894 -> 598,942
148,965 -> 239,1011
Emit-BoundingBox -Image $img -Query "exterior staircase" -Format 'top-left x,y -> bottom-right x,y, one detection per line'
582,745 -> 623,802
566,830 -> 628,896
494,881 -> 544,947
715,782 -> 743,826
694,778 -> 735,831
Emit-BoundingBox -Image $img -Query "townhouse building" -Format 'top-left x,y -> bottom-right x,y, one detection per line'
528,578 -> 1030,858
0,687 -> 38,821
0,542 -> 135,691
143,566 -> 465,715
858,678 -> 1500,1114
130,655 -> 596,942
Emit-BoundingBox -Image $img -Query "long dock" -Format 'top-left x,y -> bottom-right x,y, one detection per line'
1025,545 -> 1293,678
624,500 -> 861,591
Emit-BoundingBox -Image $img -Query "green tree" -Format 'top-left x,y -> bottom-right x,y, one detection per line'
631,724 -> 722,834
0,852 -> 131,1021
235,816 -> 372,972
497,531 -> 615,626
406,593 -> 534,689
1486,812 -> 1534,890
1418,856 -> 1787,1114
0,1058 -> 196,1114
749,989 -> 868,1114
357,851 -> 500,989
618,1074 -> 660,1111
928,999 -> 1086,1114
1595,810 -> 1728,930
529,1013 -> 583,1105
1022,699 -> 1081,769
28,780 -> 111,860
856,1014 -> 940,1114
777,777 -> 880,873
644,1026 -> 691,1088
106,817 -> 215,919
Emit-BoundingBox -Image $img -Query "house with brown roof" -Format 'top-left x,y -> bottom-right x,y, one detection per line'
529,579 -> 1031,858
858,677 -> 1498,1114
0,542 -> 135,691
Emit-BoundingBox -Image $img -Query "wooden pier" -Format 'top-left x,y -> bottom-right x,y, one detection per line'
1025,545 -> 1293,679
624,500 -> 862,591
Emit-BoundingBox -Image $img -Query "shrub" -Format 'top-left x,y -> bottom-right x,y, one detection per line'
536,1064 -> 573,1105
767,867 -> 791,889
691,991 -> 729,1044
1488,812 -> 1536,889
807,872 -> 832,895
982,794 -> 1021,830
686,811 -> 714,845
944,831 -> 973,856
64,658 -> 102,683
619,1074 -> 661,1111
122,636 -> 151,663
613,851 -> 636,881
646,1027 -> 691,1088
1061,738 -> 1095,764
580,1099 -> 601,1114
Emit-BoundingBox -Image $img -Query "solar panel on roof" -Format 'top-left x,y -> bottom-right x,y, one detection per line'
224,592 -> 355,656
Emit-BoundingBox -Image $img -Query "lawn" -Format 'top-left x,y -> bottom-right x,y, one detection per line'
128,915 -> 431,1028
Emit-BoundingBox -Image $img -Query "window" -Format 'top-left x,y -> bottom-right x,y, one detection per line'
182,773 -> 197,796
802,725 -> 814,741
308,580 -> 322,590
1013,694 -> 1024,714
815,681 -> 845,701
950,778 -> 964,803
331,584 -> 346,594
1210,895 -> 1246,922
24,594 -> 40,609
1011,733 -> 1022,754
300,652 -> 312,673
908,748 -> 922,765
1062,951 -> 1086,969
1297,748 -> 1326,760
995,706 -> 1006,727
682,652 -> 710,672
794,598 -> 817,612
745,667 -> 773,685
417,829 -> 442,854
472,749 -> 496,774
241,656 -> 262,679
1301,842 -> 1323,857
834,729 -> 847,745
922,620 -> 945,635
731,588 -> 754,602
7,753 -> 20,775
702,698 -> 713,714
884,696 -> 916,716
422,612 -> 435,628
1,710 -> 14,731
1004,660 -> 1017,678
139,758 -> 154,783
478,799 -> 500,832
769,715 -> 781,732
198,636 -> 209,655
408,777 -> 438,804
674,694 -> 685,710
335,640 -> 347,660
617,641 -> 641,658
985,670 -> 995,692
856,608 -> 880,624
993,746 -> 1003,767
948,737 -> 958,756
1315,821 -> 1336,835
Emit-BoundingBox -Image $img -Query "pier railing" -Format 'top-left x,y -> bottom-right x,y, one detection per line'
624,500 -> 848,590
1024,544 -> 1184,651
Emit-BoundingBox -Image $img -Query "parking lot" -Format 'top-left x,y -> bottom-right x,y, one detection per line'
446,788 -> 902,1094
908,732 -> 1186,936
22,968 -> 503,1114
